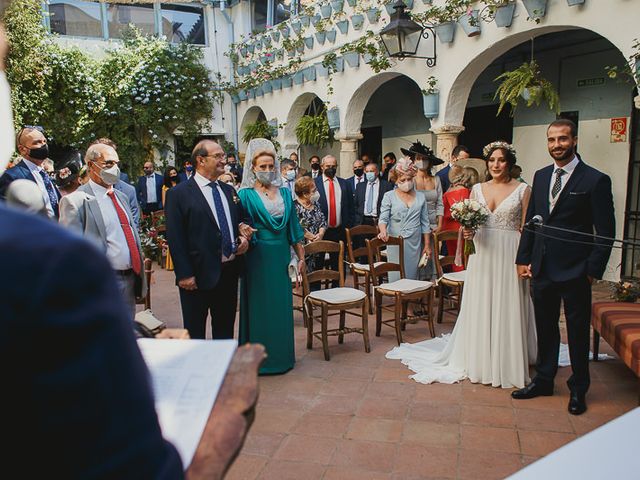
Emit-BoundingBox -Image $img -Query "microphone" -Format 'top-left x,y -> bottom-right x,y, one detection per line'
525,215 -> 543,228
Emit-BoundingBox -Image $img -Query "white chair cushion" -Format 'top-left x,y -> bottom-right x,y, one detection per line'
352,261 -> 384,271
442,271 -> 466,283
377,279 -> 433,294
308,287 -> 366,304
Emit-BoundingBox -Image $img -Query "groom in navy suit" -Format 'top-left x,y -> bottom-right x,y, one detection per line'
514,119 -> 615,415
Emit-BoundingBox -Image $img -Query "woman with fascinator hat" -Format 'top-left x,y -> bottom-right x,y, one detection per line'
387,141 -> 537,389
402,141 -> 444,280
377,158 -> 432,284
238,138 -> 306,375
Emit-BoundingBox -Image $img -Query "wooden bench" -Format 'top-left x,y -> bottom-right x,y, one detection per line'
591,302 -> 640,403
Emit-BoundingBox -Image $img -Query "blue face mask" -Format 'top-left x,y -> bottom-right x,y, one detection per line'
365,172 -> 377,183
285,170 -> 296,181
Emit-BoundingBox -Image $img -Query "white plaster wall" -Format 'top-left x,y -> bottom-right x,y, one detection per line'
513,118 -> 630,281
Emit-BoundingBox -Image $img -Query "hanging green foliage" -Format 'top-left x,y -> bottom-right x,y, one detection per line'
494,60 -> 560,116
295,114 -> 332,148
2,0 -> 214,176
242,120 -> 279,150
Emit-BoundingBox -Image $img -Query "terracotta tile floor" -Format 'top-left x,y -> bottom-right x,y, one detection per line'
147,267 -> 638,480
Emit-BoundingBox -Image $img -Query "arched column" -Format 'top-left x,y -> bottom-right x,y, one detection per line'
334,131 -> 363,178
430,124 -> 465,164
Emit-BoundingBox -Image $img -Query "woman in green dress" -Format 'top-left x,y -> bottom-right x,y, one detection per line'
238,138 -> 305,374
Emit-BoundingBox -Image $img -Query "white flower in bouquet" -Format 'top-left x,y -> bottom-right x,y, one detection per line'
450,198 -> 490,255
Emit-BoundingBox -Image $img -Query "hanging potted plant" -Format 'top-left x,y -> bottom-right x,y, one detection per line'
293,70 -> 305,85
270,30 -> 280,42
326,106 -> 340,131
522,0 -> 548,22
366,7 -> 381,23
351,13 -> 365,30
291,19 -> 302,34
421,76 -> 439,118
326,28 -> 337,43
281,74 -> 293,88
299,13 -> 311,27
567,0 -> 585,5
336,17 -> 350,34
303,65 -> 317,81
278,23 -> 291,38
481,0 -> 516,28
311,14 -> 322,26
494,60 -> 560,115
304,36 -> 315,49
347,0 -> 357,6
458,7 -> 481,37
320,2 -> 332,18
296,114 -> 333,148
418,0 -> 470,44
385,0 -> 413,16
331,0 -> 345,14
242,120 -> 278,145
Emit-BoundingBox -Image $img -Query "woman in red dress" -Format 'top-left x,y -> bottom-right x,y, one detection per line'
441,166 -> 479,272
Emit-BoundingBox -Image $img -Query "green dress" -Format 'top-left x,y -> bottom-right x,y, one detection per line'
238,187 -> 304,374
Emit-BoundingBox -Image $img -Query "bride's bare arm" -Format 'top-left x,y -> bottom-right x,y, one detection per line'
520,186 -> 532,231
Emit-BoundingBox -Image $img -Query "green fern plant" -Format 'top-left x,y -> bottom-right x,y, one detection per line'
494,60 -> 560,116
242,120 -> 278,148
295,114 -> 333,148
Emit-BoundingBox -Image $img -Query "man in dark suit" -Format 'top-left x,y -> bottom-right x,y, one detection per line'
314,154 -> 353,281
380,152 -> 396,182
166,140 -> 253,339
0,127 -> 61,218
305,155 -> 322,179
178,160 -> 195,183
0,206 -> 183,478
354,162 -> 393,226
436,144 -> 469,193
347,159 -> 366,196
514,119 -> 615,415
136,161 -> 164,214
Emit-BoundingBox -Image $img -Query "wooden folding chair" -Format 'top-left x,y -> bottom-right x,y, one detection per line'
302,240 -> 370,361
366,236 -> 435,345
136,258 -> 154,310
433,230 -> 466,324
345,225 -> 380,314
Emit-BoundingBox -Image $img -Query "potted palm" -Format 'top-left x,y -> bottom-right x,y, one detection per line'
494,60 -> 560,115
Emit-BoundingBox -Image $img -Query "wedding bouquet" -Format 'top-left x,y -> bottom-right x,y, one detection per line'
611,280 -> 640,303
450,199 -> 490,260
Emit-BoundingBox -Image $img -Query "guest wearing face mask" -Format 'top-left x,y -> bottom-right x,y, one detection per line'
294,176 -> 327,274
378,158 -> 432,282
161,166 -> 180,206
136,161 -> 163,215
59,143 -> 146,320
280,158 -> 297,199
238,138 -> 305,375
219,172 -> 237,187
314,154 -> 353,284
306,155 -> 322,179
347,159 -> 366,195
354,162 -> 393,227
0,126 -> 61,219
380,152 -> 397,182
179,159 -> 195,182
225,153 -> 243,181
54,154 -> 86,197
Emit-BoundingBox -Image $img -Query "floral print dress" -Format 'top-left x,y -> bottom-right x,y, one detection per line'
294,200 -> 327,272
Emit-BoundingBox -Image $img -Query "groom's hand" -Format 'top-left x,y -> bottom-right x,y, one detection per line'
517,264 -> 532,279
236,236 -> 249,255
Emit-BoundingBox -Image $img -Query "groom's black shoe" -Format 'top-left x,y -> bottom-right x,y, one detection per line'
568,391 -> 587,415
511,381 -> 554,400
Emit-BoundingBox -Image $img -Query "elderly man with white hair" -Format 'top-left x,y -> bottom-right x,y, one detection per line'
59,143 -> 145,319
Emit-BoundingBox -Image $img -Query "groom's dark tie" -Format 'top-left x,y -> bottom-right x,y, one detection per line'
551,168 -> 566,198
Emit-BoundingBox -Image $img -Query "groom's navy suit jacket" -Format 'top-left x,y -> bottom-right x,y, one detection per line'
516,157 -> 615,282
165,176 -> 251,290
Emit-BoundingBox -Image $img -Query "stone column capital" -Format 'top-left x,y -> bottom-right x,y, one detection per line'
334,131 -> 364,143
430,124 -> 465,136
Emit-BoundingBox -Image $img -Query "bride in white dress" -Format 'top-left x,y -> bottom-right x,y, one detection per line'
387,142 -> 538,389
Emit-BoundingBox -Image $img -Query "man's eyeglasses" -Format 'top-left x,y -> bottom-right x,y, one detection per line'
203,152 -> 226,161
17,125 -> 45,145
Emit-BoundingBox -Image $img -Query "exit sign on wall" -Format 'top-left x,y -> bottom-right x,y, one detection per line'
577,77 -> 605,88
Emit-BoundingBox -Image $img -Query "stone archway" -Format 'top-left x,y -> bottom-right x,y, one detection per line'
239,106 -> 267,153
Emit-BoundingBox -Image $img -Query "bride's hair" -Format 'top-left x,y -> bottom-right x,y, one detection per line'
483,141 -> 517,166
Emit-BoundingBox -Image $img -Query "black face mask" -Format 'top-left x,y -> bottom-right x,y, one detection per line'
324,167 -> 336,179
354,168 -> 364,177
27,144 -> 49,161
311,163 -> 320,171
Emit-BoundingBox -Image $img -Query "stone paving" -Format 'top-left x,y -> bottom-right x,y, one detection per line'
147,266 -> 638,480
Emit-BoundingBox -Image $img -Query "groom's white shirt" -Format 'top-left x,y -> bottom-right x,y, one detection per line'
548,155 -> 579,212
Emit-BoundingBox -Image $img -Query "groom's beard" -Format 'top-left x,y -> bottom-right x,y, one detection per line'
550,145 -> 575,162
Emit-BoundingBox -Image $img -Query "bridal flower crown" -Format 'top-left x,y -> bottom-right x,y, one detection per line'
482,141 -> 517,158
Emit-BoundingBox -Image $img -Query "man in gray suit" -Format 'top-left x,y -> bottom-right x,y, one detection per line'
59,143 -> 145,319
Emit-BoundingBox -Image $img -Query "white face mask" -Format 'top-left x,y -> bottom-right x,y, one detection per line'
309,190 -> 320,203
98,164 -> 120,185
0,72 -> 16,176
397,180 -> 414,193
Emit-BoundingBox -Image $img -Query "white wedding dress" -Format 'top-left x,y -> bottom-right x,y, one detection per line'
387,182 -> 538,389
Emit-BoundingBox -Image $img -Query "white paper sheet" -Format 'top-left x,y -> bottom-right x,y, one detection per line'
137,339 -> 237,468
